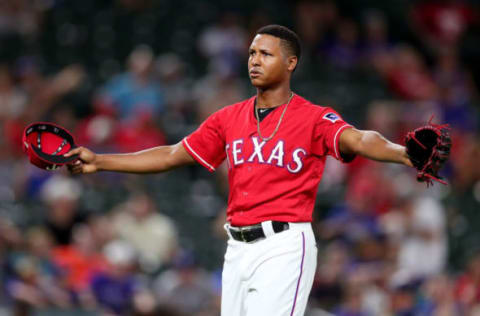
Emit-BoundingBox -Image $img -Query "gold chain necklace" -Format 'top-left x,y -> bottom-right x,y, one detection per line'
255,92 -> 294,142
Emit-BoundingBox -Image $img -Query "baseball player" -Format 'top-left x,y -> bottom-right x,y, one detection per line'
66,25 -> 415,315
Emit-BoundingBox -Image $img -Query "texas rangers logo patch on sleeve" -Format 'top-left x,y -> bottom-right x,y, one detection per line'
323,112 -> 340,123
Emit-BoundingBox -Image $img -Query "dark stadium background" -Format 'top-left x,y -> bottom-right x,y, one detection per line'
1,0 -> 479,315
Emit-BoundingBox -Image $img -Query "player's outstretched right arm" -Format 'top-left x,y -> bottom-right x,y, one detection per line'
65,142 -> 195,174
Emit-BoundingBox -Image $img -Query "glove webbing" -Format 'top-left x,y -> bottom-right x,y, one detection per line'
409,116 -> 450,186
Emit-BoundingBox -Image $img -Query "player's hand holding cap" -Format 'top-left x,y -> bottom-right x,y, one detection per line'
22,122 -> 78,170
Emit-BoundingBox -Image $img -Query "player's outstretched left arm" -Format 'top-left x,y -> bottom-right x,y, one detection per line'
339,128 -> 413,167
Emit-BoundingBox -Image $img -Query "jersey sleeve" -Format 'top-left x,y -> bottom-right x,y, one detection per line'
311,108 -> 354,161
182,110 -> 226,172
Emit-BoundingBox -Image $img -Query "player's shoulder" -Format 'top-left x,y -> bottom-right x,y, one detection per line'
292,94 -> 338,117
226,96 -> 255,110
214,96 -> 255,116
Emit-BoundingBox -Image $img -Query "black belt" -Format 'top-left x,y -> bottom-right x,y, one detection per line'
228,221 -> 290,243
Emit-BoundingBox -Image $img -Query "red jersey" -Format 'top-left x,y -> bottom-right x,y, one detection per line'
182,94 -> 353,226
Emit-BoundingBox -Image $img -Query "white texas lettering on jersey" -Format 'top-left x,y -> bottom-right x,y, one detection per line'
227,137 -> 306,173
232,139 -> 244,165
247,137 -> 266,163
266,140 -> 285,167
225,144 -> 231,169
287,148 -> 307,173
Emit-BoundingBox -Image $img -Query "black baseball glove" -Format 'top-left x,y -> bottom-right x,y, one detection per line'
405,118 -> 451,186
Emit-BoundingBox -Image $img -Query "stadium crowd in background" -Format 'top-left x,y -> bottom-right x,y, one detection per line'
1,0 -> 480,315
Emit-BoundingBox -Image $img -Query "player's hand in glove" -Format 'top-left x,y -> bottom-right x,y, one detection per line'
405,117 -> 451,186
64,147 -> 98,174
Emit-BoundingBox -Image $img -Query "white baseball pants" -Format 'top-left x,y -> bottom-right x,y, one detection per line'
221,222 -> 317,316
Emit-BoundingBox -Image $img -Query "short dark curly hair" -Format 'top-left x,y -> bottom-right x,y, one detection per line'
256,24 -> 301,61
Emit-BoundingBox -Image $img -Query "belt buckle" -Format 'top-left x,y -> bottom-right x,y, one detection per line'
228,225 -> 248,242
240,227 -> 248,242
230,224 -> 262,243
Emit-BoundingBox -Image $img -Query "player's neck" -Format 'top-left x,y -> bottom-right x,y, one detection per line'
256,86 -> 292,109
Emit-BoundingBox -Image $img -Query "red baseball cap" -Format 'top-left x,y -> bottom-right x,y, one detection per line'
22,122 -> 78,170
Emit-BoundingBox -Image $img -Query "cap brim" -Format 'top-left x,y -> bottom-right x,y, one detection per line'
31,145 -> 78,165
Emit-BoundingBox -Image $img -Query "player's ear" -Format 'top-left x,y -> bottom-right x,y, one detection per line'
287,56 -> 297,72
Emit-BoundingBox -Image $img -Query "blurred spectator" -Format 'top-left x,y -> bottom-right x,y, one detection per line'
362,10 -> 394,67
323,19 -> 361,70
51,223 -> 109,305
155,53 -> 196,138
75,114 -> 118,152
0,64 -> 28,159
96,45 -> 165,121
319,165 -> 392,243
155,53 -> 193,111
359,265 -> 392,316
417,274 -> 464,315
391,196 -> 447,287
83,45 -> 168,153
295,0 -> 338,55
363,101 -> 402,141
0,64 -> 27,121
193,14 -> 249,123
17,60 -> 85,121
0,218 -> 23,310
433,49 -> 477,132
0,218 -> 22,253
87,214 -> 116,251
1,59 -> 85,163
192,66 -> 247,122
15,56 -> 44,98
3,227 -> 71,315
311,242 -> 350,309
383,44 -> 438,101
111,193 -> 178,274
451,133 -> 480,191
339,244 -> 391,315
197,12 -> 247,78
89,240 -> 141,316
153,250 -> 218,316
389,282 -> 418,316
40,175 -> 86,245
131,290 -> 159,316
332,279 -> 368,316
347,163 -> 397,216
454,252 -> 480,312
0,0 -> 43,37
113,112 -> 167,153
194,13 -> 249,122
410,0 -> 475,52
0,128 -> 26,204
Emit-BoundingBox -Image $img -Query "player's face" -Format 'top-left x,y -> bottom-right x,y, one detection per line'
248,34 -> 295,88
